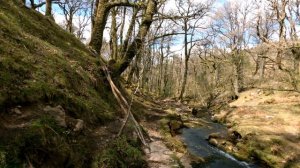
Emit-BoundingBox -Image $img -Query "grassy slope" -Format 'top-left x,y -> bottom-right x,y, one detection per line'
0,0 -> 125,167
0,0 -> 116,122
214,89 -> 300,168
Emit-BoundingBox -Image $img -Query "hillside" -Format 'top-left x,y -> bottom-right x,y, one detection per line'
0,0 -> 130,167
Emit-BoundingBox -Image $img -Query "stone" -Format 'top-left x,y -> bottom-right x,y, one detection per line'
43,105 -> 66,127
228,130 -> 242,144
73,119 -> 84,132
208,138 -> 218,146
192,108 -> 198,116
264,98 -> 276,104
11,108 -> 22,115
208,132 -> 222,139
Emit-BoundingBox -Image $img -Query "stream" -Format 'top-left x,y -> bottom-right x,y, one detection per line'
181,117 -> 259,168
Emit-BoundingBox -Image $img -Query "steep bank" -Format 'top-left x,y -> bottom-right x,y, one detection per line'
0,1 -> 143,167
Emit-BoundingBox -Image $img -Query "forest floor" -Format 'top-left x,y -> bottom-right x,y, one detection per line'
213,89 -> 300,168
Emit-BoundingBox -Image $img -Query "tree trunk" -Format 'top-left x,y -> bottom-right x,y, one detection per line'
159,37 -> 164,95
233,53 -> 243,96
127,51 -> 141,83
110,7 -> 118,60
259,55 -> 266,80
112,0 -> 157,76
163,58 -> 169,97
214,63 -> 220,87
90,0 -> 110,53
179,20 -> 189,100
45,0 -> 53,20
119,7 -> 127,46
67,12 -> 73,33
233,64 -> 240,96
91,0 -> 99,29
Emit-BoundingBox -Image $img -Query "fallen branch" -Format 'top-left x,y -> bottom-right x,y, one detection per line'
102,66 -> 148,147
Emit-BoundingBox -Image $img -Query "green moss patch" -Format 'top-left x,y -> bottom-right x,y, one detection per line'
96,136 -> 147,168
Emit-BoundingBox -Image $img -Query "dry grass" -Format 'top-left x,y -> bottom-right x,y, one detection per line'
214,89 -> 300,167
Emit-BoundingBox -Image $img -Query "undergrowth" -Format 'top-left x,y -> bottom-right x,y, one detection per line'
96,136 -> 147,168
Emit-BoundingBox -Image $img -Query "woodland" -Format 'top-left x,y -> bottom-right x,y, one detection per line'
0,0 -> 300,167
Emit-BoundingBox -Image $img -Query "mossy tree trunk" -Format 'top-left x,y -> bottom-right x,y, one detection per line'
90,0 -> 157,77
111,0 -> 157,76
110,7 -> 118,60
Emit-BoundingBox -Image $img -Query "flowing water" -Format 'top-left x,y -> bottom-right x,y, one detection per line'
181,117 -> 260,168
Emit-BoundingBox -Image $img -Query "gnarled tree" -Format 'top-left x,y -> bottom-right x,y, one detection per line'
89,0 -> 157,77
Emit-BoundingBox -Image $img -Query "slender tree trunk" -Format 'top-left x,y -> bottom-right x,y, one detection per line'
112,0 -> 157,76
159,37 -> 164,95
120,8 -> 138,55
233,64 -> 240,96
214,63 -> 220,87
119,7 -> 127,46
259,55 -> 266,80
276,19 -> 286,69
233,53 -> 243,96
178,56 -> 182,95
179,20 -> 189,100
110,7 -> 118,60
91,0 -> 99,29
163,58 -> 169,97
127,50 -> 141,83
67,12 -> 73,33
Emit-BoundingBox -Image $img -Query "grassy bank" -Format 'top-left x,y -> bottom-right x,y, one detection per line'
213,89 -> 300,168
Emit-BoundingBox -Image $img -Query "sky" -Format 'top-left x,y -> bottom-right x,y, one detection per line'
27,0 -> 266,55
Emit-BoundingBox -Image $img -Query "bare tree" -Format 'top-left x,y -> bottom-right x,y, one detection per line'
287,0 -> 300,74
254,1 -> 276,80
267,0 -> 288,69
57,0 -> 90,33
213,1 -> 253,96
169,0 -> 213,100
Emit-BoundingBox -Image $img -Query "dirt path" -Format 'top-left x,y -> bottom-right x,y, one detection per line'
137,98 -> 203,168
144,128 -> 180,168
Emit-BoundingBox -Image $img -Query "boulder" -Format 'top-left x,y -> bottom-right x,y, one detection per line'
228,130 -> 242,144
168,115 -> 184,136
